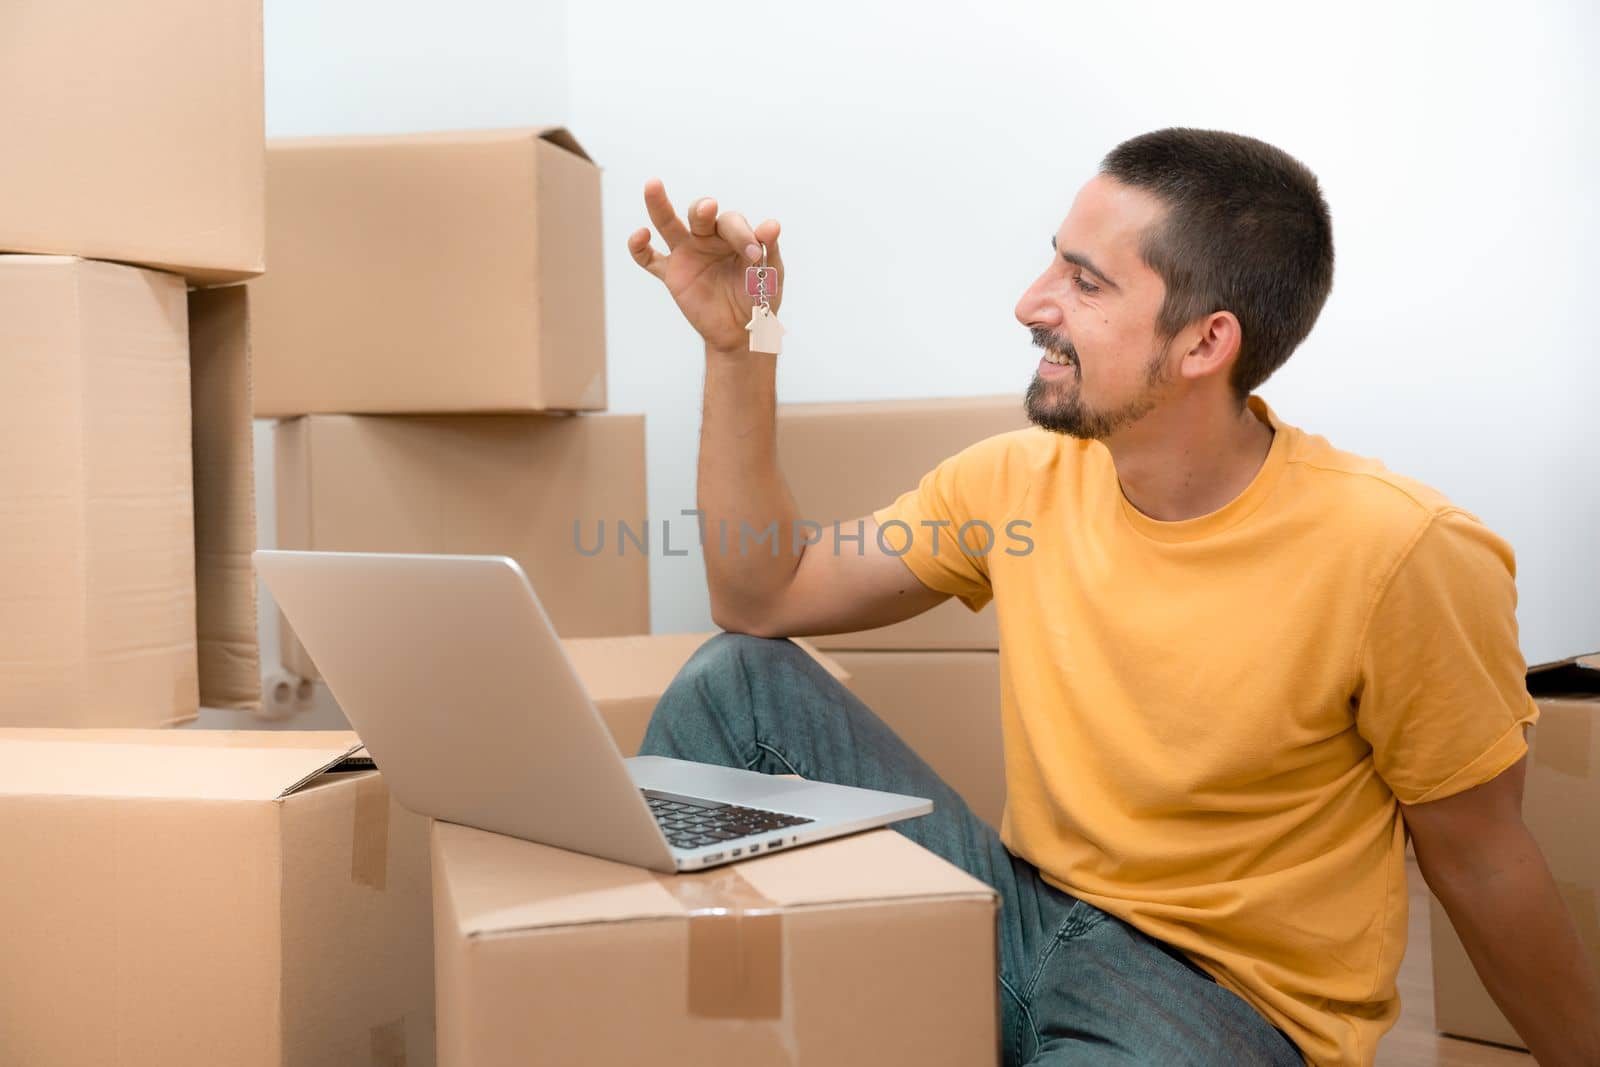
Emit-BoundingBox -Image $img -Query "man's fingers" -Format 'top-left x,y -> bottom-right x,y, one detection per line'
687,196 -> 718,237
643,178 -> 690,251
626,227 -> 667,280
716,210 -> 763,263
641,182 -> 779,276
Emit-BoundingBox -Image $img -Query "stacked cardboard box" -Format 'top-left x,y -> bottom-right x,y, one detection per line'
775,397 -> 1029,828
0,9 -> 452,1064
431,821 -> 1001,1065
0,0 -> 265,284
0,729 -> 433,1065
0,21 -> 1035,1065
0,0 -> 265,728
249,128 -> 649,685
1429,652 -> 1600,1048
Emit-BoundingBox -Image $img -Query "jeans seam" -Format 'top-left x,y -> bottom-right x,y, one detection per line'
752,739 -> 803,777
1021,914 -> 1078,1002
997,971 -> 1039,1065
1016,993 -> 1043,1064
1073,908 -> 1107,937
998,972 -> 1026,1012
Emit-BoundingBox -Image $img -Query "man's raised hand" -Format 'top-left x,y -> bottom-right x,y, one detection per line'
627,178 -> 784,354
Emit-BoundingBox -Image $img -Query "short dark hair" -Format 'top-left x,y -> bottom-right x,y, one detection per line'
1100,128 -> 1334,399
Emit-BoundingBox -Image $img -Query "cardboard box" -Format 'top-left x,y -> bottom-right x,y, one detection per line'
275,412 -> 649,682
251,128 -> 606,417
0,257 -> 259,726
0,0 -> 263,284
432,821 -> 1000,1066
833,651 -> 1006,830
0,729 -> 434,1066
563,633 -> 852,756
190,284 -> 264,710
1430,652 -> 1600,1048
775,396 -> 1031,651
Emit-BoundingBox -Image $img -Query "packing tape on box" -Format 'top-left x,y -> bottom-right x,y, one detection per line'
352,775 -> 390,891
369,1018 -> 407,1066
1531,703 -> 1592,778
654,867 -> 785,1020
1557,881 -> 1600,955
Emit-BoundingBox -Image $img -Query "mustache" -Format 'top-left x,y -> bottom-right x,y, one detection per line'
1030,326 -> 1078,362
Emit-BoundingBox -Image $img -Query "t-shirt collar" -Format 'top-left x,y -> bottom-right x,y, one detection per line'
1116,394 -> 1290,544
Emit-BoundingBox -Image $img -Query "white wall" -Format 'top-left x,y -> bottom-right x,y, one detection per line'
256,0 -> 1598,708
263,0 -> 568,137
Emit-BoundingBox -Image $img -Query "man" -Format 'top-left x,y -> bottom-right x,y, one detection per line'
625,128 -> 1600,1067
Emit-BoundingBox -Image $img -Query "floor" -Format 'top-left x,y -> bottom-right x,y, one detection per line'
1374,856 -> 1533,1066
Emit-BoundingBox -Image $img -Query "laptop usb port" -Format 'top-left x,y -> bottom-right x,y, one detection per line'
767,839 -> 783,850
731,848 -> 742,858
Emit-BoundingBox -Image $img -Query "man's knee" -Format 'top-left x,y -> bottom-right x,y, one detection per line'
642,633 -> 813,757
673,631 -> 808,691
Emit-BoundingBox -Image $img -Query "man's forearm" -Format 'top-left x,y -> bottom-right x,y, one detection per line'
697,344 -> 801,627
1428,824 -> 1600,1066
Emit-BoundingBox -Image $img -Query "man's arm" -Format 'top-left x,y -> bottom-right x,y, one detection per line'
1401,756 -> 1600,1066
626,183 -> 949,639
698,342 -> 948,637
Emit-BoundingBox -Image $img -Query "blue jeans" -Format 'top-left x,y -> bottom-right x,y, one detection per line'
639,634 -> 1307,1067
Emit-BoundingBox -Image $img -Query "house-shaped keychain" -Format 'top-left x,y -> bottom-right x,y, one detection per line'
746,304 -> 786,355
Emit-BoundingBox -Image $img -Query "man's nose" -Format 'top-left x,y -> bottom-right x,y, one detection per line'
1014,272 -> 1062,329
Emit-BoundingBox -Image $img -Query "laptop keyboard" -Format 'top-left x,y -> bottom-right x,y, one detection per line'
643,789 -> 814,851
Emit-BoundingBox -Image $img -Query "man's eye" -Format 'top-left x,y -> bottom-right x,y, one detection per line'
1072,272 -> 1100,295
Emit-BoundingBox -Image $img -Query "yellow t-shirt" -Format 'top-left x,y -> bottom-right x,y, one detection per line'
872,394 -> 1539,1067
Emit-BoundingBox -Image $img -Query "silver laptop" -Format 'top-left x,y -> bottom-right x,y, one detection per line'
254,550 -> 932,872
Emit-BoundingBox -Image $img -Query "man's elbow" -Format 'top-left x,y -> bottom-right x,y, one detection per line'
1415,818 -> 1540,899
708,597 -> 784,639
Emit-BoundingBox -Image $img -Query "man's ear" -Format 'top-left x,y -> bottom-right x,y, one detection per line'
1179,311 -> 1242,381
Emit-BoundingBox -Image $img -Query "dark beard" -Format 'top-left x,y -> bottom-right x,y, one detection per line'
1023,326 -> 1167,440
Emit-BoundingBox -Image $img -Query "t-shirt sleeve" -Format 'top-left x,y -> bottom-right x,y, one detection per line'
869,435 -> 1013,614
1354,507 -> 1541,806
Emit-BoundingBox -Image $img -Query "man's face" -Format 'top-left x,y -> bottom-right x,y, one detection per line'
1016,175 -> 1178,439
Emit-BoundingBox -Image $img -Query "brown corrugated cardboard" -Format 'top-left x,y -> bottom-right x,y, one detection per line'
0,258 -> 261,725
251,128 -> 605,416
275,412 -> 650,682
0,0 -> 264,284
0,729 -> 434,1066
775,396 -> 1031,651
563,633 -> 851,756
1430,652 -> 1600,1048
190,285 -> 262,710
432,821 -> 1000,1066
0,256 -> 197,726
833,651 -> 1006,829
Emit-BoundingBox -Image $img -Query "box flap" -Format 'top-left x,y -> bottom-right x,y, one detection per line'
1527,652 -> 1600,699
1527,651 -> 1600,673
0,729 -> 363,801
562,633 -> 718,704
791,637 -> 851,685
438,823 -> 994,938
0,253 -> 81,266
535,126 -> 591,163
268,126 -> 591,163
561,633 -> 848,703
